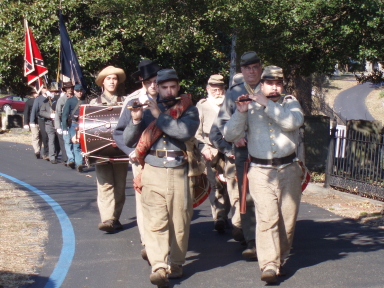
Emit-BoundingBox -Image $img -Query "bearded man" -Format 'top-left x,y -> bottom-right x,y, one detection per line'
195,74 -> 242,239
123,69 -> 199,287
224,66 -> 304,284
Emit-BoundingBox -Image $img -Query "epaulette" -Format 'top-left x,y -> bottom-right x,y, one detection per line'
229,82 -> 244,90
197,98 -> 208,104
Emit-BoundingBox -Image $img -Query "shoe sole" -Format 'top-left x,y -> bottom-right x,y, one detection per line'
150,274 -> 169,286
68,163 -> 75,169
242,250 -> 258,260
261,271 -> 277,283
98,225 -> 115,232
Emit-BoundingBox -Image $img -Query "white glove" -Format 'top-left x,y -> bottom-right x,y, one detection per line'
23,125 -> 29,130
57,128 -> 63,135
29,123 -> 36,128
62,130 -> 69,135
50,113 -> 55,119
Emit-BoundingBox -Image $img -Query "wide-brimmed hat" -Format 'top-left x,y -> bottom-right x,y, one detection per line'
62,81 -> 74,90
131,59 -> 162,83
261,65 -> 284,81
156,69 -> 179,84
208,74 -> 225,85
95,66 -> 126,87
240,51 -> 261,66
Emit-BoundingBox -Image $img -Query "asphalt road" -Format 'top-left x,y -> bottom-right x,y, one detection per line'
333,82 -> 377,121
1,140 -> 384,288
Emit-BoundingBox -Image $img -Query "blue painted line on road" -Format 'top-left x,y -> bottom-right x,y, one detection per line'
0,173 -> 75,288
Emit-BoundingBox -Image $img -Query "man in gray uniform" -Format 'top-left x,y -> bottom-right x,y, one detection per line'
210,51 -> 262,259
114,59 -> 161,262
123,69 -> 199,287
224,66 -> 304,284
196,74 -> 242,238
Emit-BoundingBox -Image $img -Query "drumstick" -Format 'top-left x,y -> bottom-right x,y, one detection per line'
234,94 -> 286,103
127,97 -> 181,109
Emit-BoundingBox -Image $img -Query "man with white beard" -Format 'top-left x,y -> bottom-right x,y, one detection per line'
195,75 -> 242,240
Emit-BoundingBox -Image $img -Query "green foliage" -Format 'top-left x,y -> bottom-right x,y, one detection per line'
379,90 -> 384,99
355,69 -> 384,84
1,0 -> 384,102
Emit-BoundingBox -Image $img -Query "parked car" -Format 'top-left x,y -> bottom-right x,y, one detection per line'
0,95 -> 29,112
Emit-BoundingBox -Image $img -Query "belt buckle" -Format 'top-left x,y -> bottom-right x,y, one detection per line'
271,158 -> 278,167
156,149 -> 167,158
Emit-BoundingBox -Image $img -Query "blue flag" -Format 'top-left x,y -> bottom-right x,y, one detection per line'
59,9 -> 87,90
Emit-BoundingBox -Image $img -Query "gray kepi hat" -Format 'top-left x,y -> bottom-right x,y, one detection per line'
240,51 -> 261,66
156,69 -> 179,84
261,65 -> 284,81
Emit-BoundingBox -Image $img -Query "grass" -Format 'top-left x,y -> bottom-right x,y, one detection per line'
322,74 -> 357,108
0,178 -> 47,288
365,86 -> 384,125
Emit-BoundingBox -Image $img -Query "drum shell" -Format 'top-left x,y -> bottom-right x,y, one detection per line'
79,105 -> 128,165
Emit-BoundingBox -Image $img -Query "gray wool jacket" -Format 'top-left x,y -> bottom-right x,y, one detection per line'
209,81 -> 261,158
223,95 -> 304,160
123,101 -> 200,168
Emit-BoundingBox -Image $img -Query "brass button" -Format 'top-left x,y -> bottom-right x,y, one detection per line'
270,136 -> 274,139
269,123 -> 272,125
163,161 -> 167,165
269,129 -> 273,132
272,151 -> 277,154
163,135 -> 166,137
271,143 -> 275,146
163,147 -> 166,150
163,141 -> 166,144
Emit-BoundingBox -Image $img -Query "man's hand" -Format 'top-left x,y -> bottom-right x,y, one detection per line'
249,91 -> 269,107
234,137 -> 247,147
236,94 -> 252,113
57,128 -> 63,135
130,101 -> 144,124
62,130 -> 69,135
29,123 -> 36,128
50,113 -> 55,119
146,99 -> 161,119
23,125 -> 29,130
129,150 -> 138,163
202,149 -> 214,161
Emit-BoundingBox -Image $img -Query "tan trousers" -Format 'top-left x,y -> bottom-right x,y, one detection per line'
131,162 -> 144,245
224,156 -> 241,228
96,162 -> 128,222
248,162 -> 302,272
141,164 -> 193,272
30,125 -> 41,154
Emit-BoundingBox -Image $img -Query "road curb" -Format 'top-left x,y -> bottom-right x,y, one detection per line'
304,182 -> 384,207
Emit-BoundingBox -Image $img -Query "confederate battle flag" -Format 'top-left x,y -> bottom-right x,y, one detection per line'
24,20 -> 48,93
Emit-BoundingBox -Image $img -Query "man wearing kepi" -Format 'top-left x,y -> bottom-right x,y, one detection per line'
61,84 -> 86,172
113,59 -> 161,262
90,66 -> 128,232
210,51 -> 262,259
196,74 -> 241,236
223,65 -> 304,284
123,69 -> 199,287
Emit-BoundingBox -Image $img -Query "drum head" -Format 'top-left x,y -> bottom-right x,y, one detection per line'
192,173 -> 211,208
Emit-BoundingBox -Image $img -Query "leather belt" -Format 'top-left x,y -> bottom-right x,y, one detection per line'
149,150 -> 186,158
251,152 -> 296,166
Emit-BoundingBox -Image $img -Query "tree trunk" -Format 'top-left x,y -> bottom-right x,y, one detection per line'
286,74 -> 312,116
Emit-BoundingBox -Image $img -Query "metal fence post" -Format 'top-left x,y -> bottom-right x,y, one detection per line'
324,120 -> 337,188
